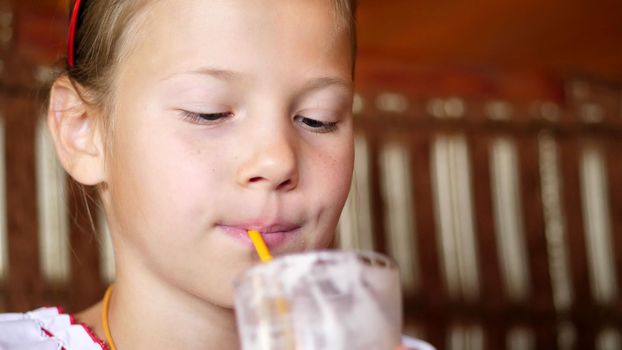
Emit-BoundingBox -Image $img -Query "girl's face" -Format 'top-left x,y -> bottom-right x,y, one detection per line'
101,0 -> 354,307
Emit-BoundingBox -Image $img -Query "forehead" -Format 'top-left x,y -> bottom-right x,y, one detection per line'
121,0 -> 352,85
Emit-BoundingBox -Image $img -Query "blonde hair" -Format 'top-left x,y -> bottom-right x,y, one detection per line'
66,0 -> 357,110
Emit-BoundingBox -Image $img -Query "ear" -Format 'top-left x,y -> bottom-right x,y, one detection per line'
47,76 -> 106,186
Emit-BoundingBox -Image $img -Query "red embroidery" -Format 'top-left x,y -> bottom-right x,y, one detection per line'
51,306 -> 110,350
41,328 -> 54,338
79,323 -> 110,350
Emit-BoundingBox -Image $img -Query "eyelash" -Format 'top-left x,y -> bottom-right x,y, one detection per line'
180,111 -> 233,124
295,116 -> 338,133
179,111 -> 338,133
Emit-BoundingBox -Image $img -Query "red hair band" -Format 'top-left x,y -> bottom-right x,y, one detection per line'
67,0 -> 84,68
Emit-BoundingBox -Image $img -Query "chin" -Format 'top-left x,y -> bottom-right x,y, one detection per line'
200,287 -> 236,310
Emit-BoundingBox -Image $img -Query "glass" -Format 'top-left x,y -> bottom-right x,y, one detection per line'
234,250 -> 402,350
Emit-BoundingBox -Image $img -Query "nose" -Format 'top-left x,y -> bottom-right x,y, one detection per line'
236,130 -> 299,192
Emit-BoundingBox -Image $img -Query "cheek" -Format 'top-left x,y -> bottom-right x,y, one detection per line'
306,137 -> 354,210
107,121 -> 226,235
300,138 -> 353,248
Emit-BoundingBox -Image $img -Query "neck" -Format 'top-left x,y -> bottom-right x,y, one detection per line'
108,267 -> 240,349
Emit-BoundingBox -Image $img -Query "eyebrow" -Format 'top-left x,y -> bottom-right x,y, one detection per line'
162,67 -> 352,92
300,76 -> 352,94
161,67 -> 243,82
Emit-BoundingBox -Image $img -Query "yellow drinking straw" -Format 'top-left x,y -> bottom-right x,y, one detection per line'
247,230 -> 294,347
247,230 -> 273,262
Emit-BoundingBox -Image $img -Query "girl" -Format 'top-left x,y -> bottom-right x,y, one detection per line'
0,0 -> 433,349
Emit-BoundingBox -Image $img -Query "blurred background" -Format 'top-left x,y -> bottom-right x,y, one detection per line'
0,0 -> 621,349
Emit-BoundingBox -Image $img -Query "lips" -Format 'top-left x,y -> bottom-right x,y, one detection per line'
217,222 -> 302,249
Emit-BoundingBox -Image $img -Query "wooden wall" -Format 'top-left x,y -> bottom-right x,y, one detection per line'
338,83 -> 622,349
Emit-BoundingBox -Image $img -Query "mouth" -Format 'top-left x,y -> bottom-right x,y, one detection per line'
217,222 -> 302,249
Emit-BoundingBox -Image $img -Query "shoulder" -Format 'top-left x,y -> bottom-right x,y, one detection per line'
0,307 -> 108,350
402,335 -> 436,350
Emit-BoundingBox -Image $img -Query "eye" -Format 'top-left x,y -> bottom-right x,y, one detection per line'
180,111 -> 233,124
295,115 -> 338,133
